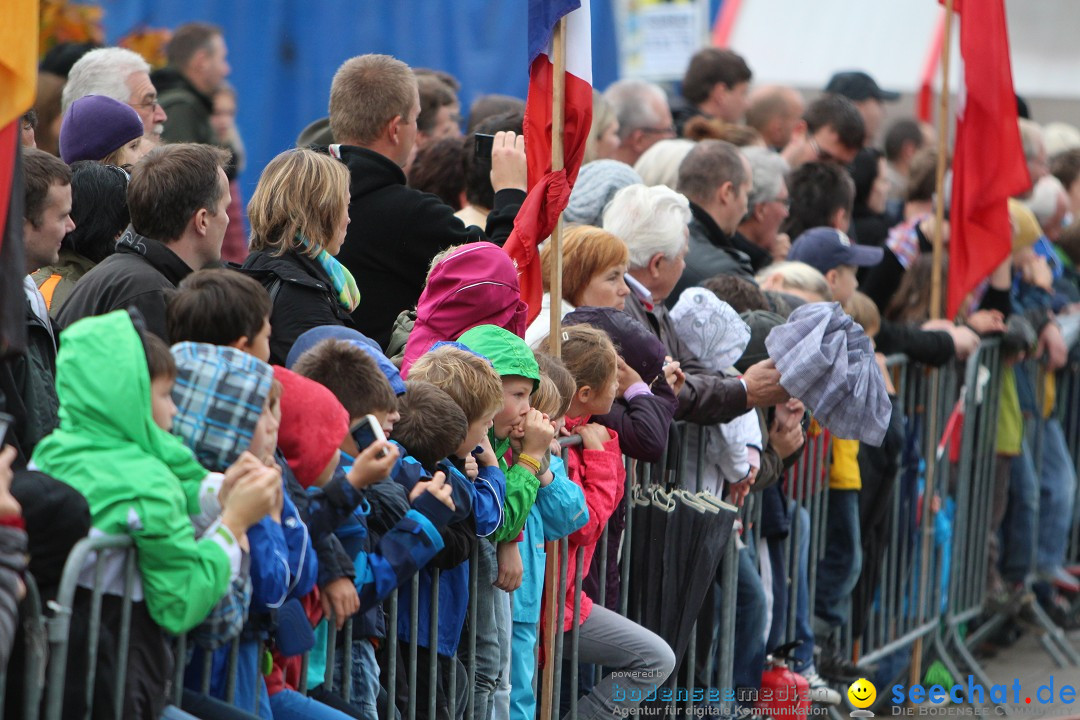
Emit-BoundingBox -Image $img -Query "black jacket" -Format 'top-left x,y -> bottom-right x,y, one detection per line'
332,145 -> 524,349
152,66 -> 215,146
57,228 -> 193,341
670,202 -> 755,306
0,301 -> 59,468
241,249 -> 357,365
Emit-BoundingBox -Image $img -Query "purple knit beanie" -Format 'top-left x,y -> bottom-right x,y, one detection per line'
59,95 -> 144,164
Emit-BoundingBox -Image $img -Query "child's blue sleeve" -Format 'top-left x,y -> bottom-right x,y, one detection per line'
280,486 -> 317,599
536,456 -> 589,541
246,515 -> 291,611
352,509 -> 445,613
472,465 -> 506,537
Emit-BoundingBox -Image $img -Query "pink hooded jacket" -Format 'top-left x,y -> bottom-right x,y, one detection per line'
400,242 -> 528,374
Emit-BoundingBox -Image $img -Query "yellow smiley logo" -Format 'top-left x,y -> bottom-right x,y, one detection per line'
848,678 -> 877,709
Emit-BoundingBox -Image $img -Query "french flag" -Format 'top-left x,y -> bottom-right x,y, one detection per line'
503,0 -> 593,326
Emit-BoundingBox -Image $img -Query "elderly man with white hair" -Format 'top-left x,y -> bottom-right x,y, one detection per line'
602,183 -> 788,426
738,147 -> 791,268
604,79 -> 676,167
63,47 -> 168,145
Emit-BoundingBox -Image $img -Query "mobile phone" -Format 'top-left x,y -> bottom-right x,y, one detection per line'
351,414 -> 388,458
474,133 -> 495,160
0,412 -> 11,445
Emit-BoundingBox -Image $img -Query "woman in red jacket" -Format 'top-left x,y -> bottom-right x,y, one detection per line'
542,326 -> 675,719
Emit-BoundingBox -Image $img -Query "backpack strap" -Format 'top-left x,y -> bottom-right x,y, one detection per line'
37,274 -> 62,311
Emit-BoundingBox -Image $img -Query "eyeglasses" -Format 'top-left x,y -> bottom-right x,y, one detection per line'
128,98 -> 160,112
771,196 -> 791,210
640,125 -> 676,137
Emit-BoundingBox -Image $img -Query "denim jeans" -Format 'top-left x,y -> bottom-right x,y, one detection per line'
491,588 -> 512,720
733,547 -> 767,694
470,539 -> 500,720
1036,419 -> 1077,573
331,639 -> 381,720
1003,438 -> 1038,584
268,689 -> 357,720
814,490 -> 862,636
791,505 -> 815,673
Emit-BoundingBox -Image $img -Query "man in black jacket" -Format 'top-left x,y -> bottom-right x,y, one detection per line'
2,149 -> 72,468
327,54 -> 526,349
58,144 -> 231,340
670,139 -> 756,303
152,23 -> 230,146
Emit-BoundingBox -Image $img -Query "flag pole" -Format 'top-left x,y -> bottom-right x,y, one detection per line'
911,0 -> 954,692
540,15 -> 568,720
929,0 -> 953,323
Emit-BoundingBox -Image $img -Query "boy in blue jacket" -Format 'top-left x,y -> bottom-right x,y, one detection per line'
389,381 -> 476,720
170,342 -> 318,718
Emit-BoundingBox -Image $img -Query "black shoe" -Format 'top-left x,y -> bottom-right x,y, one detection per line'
817,652 -> 876,684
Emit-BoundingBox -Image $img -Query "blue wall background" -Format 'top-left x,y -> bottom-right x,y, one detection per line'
99,0 -> 721,196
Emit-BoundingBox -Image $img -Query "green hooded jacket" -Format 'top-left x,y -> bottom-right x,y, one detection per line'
458,325 -> 541,543
32,311 -> 239,635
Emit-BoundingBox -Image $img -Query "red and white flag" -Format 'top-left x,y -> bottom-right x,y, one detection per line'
503,0 -> 593,326
946,0 -> 1030,319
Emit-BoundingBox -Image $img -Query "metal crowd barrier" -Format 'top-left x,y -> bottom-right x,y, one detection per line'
12,339 -> 1068,720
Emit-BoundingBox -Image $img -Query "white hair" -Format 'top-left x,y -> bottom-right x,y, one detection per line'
603,79 -> 668,139
602,183 -> 692,269
632,138 -> 694,190
1018,118 -> 1044,162
1044,122 -> 1080,158
1023,175 -> 1067,228
62,48 -> 151,112
741,146 -> 789,212
756,261 -> 832,301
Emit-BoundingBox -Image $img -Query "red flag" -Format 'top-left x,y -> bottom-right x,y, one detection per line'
503,0 -> 593,326
946,0 -> 1030,319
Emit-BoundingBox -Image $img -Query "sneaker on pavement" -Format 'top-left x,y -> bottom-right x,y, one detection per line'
804,672 -> 842,705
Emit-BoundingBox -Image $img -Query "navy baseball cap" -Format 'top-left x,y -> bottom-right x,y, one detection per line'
787,227 -> 884,274
825,71 -> 900,102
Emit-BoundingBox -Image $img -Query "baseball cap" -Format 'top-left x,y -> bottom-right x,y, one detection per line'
788,227 -> 884,273
825,71 -> 900,103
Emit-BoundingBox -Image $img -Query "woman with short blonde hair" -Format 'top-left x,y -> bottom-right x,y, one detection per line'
242,148 -> 361,363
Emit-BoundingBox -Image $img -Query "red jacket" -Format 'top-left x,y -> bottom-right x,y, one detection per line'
558,420 -> 625,631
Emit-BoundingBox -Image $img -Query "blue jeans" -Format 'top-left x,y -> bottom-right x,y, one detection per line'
492,587 -> 512,720
733,546 -> 767,693
814,490 -> 862,635
1036,419 -> 1077,573
268,689 -> 356,720
471,540 -> 500,720
331,639 -> 381,720
1003,438 -> 1038,584
792,505 -> 815,673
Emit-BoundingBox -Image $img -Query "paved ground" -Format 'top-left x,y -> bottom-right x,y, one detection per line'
834,630 -> 1080,720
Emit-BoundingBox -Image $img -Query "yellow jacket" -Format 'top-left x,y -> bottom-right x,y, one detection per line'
829,438 -> 861,491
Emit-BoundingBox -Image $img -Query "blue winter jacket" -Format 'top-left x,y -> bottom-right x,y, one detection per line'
334,450 -> 449,613
512,455 -> 589,624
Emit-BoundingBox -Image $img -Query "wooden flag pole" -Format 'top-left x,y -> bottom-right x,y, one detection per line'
911,0 -> 954,693
539,16 -> 568,720
929,0 -> 954,322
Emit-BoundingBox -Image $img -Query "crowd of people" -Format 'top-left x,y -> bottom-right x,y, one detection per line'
4,20 -> 1080,720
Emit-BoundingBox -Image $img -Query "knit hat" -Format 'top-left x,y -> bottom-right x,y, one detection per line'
736,310 -> 786,373
274,366 -> 350,488
669,288 -> 751,373
171,343 -> 275,472
564,160 -> 643,226
286,325 -> 406,396
59,95 -> 144,164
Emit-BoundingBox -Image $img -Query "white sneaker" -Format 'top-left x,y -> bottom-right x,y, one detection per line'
804,672 -> 841,705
